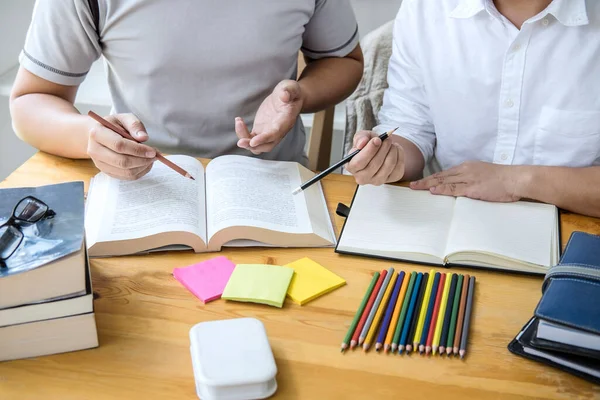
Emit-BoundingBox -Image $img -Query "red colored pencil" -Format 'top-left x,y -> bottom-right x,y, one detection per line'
425,272 -> 446,355
350,270 -> 387,349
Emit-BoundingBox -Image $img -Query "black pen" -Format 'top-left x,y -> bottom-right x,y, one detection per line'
292,127 -> 398,195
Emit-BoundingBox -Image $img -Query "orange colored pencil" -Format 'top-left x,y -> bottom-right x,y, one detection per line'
453,274 -> 471,355
425,272 -> 446,355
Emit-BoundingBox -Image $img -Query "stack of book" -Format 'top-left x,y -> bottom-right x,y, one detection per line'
0,182 -> 98,362
509,232 -> 600,384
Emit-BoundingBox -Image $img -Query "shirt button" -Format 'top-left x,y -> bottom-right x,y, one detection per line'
505,99 -> 514,108
542,18 -> 549,26
513,44 -> 521,51
501,153 -> 508,161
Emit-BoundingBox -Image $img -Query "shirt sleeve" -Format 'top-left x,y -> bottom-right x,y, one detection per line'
301,0 -> 359,59
374,0 -> 436,163
19,0 -> 102,86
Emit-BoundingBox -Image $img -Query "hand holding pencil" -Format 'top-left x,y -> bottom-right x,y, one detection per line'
87,111 -> 194,181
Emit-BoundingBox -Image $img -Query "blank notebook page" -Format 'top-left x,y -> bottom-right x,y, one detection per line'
338,185 -> 455,260
446,198 -> 556,267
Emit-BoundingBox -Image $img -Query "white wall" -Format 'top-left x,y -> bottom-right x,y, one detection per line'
0,0 -> 402,181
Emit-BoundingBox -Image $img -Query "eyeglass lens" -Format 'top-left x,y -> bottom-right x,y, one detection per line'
14,197 -> 48,222
0,225 -> 24,260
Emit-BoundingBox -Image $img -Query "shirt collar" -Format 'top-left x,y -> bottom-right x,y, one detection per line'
449,0 -> 589,26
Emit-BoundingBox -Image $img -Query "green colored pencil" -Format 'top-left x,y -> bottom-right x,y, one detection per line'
445,274 -> 464,355
391,271 -> 417,351
341,272 -> 380,352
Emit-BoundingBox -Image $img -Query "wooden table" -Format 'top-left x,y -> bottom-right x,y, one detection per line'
1,153 -> 600,400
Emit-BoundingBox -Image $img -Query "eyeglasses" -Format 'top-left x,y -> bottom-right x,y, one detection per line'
0,196 -> 56,262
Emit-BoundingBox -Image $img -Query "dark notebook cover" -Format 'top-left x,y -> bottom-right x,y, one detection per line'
508,318 -> 600,385
0,181 -> 85,277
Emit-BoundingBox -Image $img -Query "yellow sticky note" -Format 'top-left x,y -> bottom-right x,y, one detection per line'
222,264 -> 294,308
285,258 -> 346,305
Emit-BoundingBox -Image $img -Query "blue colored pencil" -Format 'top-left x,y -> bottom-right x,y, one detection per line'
375,271 -> 404,352
439,273 -> 458,355
398,273 -> 423,353
419,272 -> 440,354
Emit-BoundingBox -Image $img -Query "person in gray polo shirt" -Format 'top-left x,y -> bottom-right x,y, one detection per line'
10,1 -> 363,180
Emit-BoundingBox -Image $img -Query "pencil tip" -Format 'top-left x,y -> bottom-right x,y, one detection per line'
459,350 -> 466,359
190,176 -> 195,180
292,186 -> 302,195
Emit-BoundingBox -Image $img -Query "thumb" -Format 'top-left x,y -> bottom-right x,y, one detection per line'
353,130 -> 374,150
278,81 -> 301,104
117,113 -> 149,142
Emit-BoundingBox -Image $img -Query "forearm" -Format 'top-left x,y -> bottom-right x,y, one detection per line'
297,48 -> 363,113
10,93 -> 92,159
515,165 -> 600,217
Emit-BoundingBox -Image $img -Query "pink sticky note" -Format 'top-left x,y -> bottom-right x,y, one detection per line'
173,256 -> 236,303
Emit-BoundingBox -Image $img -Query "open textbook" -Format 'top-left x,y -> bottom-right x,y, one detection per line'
336,185 -> 559,274
85,155 -> 336,257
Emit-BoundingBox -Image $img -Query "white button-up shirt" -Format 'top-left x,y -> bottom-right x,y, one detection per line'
375,0 -> 600,171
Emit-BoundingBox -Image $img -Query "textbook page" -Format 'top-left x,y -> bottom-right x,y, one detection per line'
445,197 -> 557,268
93,155 -> 207,244
337,185 -> 455,262
205,156 -> 313,238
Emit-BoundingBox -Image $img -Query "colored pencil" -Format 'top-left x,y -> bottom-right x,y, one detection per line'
398,273 -> 423,353
87,111 -> 195,180
341,272 -> 380,352
432,273 -> 452,355
426,272 -> 446,355
446,274 -> 464,355
359,268 -> 394,346
413,269 -> 436,352
439,273 -> 458,355
376,272 -> 404,352
364,271 -> 398,351
459,276 -> 476,359
392,272 -> 417,351
350,270 -> 386,349
385,271 -> 410,352
405,273 -> 428,353
453,274 -> 470,355
419,272 -> 440,354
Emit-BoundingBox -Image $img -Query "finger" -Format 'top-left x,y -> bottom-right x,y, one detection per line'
237,138 -> 251,149
235,117 -> 252,140
361,138 -> 393,180
245,142 -> 276,154
352,130 -> 375,150
91,127 -> 156,158
277,80 -> 301,103
249,130 -> 281,148
112,114 -> 149,142
89,140 -> 155,170
94,159 -> 154,181
429,183 -> 468,197
410,168 -> 462,190
346,136 -> 385,173
371,142 -> 399,185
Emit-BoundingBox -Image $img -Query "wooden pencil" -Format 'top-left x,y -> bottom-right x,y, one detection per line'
359,268 -> 394,346
385,271 -> 410,352
439,273 -> 458,355
426,272 -> 446,355
341,272 -> 380,352
406,273 -> 428,352
392,272 -> 417,351
453,274 -> 470,355
419,272 -> 440,354
376,272 -> 404,352
88,111 -> 195,180
459,276 -> 476,359
350,270 -> 386,349
413,269 -> 436,352
364,271 -> 398,351
398,273 -> 423,353
446,275 -> 464,355
432,273 -> 452,355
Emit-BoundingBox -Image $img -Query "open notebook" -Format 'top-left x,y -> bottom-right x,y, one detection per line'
336,185 -> 559,274
85,155 -> 335,256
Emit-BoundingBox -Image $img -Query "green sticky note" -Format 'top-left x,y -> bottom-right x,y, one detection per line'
222,264 -> 294,308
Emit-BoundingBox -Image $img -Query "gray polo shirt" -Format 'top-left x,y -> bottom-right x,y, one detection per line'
20,0 -> 359,163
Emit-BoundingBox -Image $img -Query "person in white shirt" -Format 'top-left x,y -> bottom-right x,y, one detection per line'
346,0 -> 600,217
